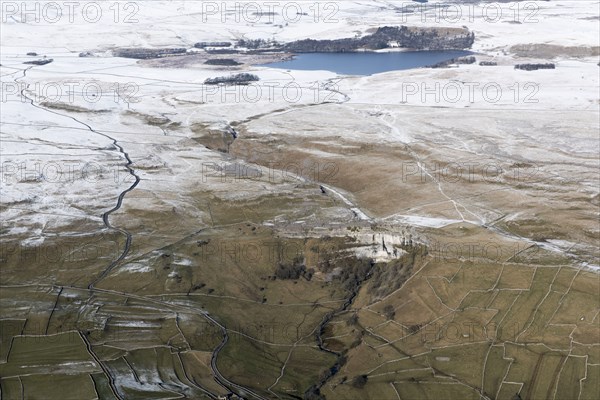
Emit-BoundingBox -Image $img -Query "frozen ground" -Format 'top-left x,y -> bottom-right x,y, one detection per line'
1,1 -> 599,399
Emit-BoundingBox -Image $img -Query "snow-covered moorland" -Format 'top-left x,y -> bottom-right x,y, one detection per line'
1,1 -> 599,399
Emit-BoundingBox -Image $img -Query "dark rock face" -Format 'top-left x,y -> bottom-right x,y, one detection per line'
204,73 -> 260,85
113,48 -> 187,59
23,59 -> 53,65
283,26 -> 475,53
515,63 -> 556,71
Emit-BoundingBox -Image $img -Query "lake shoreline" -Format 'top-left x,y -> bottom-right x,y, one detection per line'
259,50 -> 475,75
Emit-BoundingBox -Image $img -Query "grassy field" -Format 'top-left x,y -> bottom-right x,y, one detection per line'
1,183 -> 598,400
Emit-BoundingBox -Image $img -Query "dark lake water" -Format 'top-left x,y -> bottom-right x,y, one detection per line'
263,51 -> 472,75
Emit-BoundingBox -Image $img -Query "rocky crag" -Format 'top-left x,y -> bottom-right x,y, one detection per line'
283,26 -> 475,52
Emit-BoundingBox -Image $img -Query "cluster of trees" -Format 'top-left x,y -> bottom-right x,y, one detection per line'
204,59 -> 241,66
337,258 -> 374,291
236,38 -> 280,49
194,41 -> 232,48
383,305 -> 396,320
429,56 -> 476,68
352,375 -> 368,389
113,48 -> 187,59
274,257 -> 314,280
204,73 -> 260,85
367,245 -> 426,301
23,59 -> 53,65
515,63 -> 556,71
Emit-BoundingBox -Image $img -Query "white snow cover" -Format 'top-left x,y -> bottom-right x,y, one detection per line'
1,1 -> 598,269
